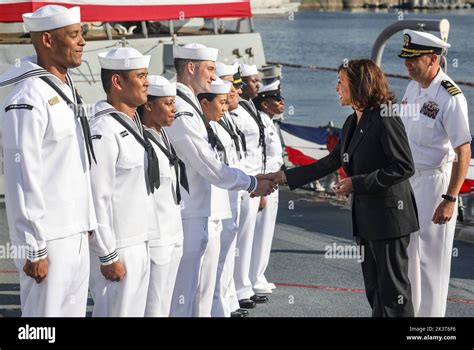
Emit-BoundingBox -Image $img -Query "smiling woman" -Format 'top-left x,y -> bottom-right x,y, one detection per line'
271,59 -> 419,318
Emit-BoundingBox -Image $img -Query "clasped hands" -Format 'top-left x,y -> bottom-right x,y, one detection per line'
253,171 -> 354,196
251,173 -> 282,197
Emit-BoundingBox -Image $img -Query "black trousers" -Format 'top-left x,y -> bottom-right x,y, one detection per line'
357,234 -> 414,317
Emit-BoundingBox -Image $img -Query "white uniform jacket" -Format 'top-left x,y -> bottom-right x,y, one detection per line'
145,127 -> 184,247
230,99 -> 264,175
0,56 -> 97,260
260,111 -> 283,173
209,121 -> 232,221
212,116 -> 243,211
400,69 -> 470,168
89,101 -> 159,264
165,83 -> 255,219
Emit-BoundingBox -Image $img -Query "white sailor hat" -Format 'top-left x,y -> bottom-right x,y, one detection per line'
257,79 -> 283,100
23,5 -> 81,32
216,62 -> 235,77
98,47 -> 151,70
240,63 -> 258,77
399,29 -> 451,58
208,77 -> 232,95
173,43 -> 219,62
147,75 -> 176,97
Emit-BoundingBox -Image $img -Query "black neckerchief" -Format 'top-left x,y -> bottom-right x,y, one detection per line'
144,128 -> 189,204
39,75 -> 96,169
176,89 -> 227,164
109,112 -> 160,194
239,99 -> 266,171
218,115 -> 243,160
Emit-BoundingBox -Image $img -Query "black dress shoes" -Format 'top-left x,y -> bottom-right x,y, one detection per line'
238,299 -> 256,309
237,308 -> 249,315
250,294 -> 269,304
230,309 -> 249,317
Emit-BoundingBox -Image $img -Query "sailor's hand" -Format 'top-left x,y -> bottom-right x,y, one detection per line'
252,178 -> 275,197
23,258 -> 49,284
101,260 -> 126,282
333,177 -> 353,195
258,196 -> 267,211
432,200 -> 455,225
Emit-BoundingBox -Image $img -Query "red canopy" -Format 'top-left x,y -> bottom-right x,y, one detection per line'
0,0 -> 251,22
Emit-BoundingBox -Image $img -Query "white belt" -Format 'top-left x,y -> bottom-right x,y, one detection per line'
414,163 -> 451,177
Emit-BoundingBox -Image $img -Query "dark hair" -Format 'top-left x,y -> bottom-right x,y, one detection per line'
136,95 -> 158,118
337,59 -> 395,110
174,58 -> 201,76
197,93 -> 217,102
100,69 -> 131,94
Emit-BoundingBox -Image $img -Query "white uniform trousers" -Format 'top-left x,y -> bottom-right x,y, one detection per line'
15,232 -> 89,317
229,279 -> 240,311
145,242 -> 183,317
408,164 -> 456,317
170,218 -> 221,317
90,242 -> 150,317
212,207 -> 240,317
234,191 -> 260,300
251,189 -> 279,291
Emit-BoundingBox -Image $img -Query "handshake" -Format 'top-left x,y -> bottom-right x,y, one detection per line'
251,171 -> 287,197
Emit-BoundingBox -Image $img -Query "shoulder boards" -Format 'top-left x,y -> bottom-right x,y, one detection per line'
441,80 -> 462,96
175,111 -> 194,118
5,104 -> 33,112
230,112 -> 238,117
91,134 -> 102,140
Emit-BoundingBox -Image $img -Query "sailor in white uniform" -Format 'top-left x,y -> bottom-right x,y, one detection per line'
166,43 -> 276,317
138,75 -> 187,317
211,63 -> 249,317
88,48 -> 160,317
0,5 -> 97,317
231,64 -> 269,307
399,30 -> 471,317
251,80 -> 285,294
198,76 -> 236,317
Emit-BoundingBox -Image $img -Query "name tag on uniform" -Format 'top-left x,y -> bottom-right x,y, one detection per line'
420,101 -> 439,120
48,96 -> 60,106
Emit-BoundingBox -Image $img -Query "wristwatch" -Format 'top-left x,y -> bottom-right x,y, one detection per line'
441,194 -> 457,202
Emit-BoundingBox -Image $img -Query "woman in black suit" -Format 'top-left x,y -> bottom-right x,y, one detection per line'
271,59 -> 418,317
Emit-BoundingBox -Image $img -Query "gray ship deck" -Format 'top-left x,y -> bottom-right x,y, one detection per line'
0,188 -> 472,317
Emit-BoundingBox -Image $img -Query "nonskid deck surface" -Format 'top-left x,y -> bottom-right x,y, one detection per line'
0,188 -> 472,317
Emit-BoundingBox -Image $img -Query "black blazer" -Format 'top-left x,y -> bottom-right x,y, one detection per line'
285,107 -> 419,240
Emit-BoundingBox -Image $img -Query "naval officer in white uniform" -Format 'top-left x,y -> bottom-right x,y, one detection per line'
88,47 -> 160,317
231,64 -> 269,307
0,5 -> 97,317
138,75 -> 188,317
251,80 -> 285,294
399,30 -> 471,317
166,43 -> 276,317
